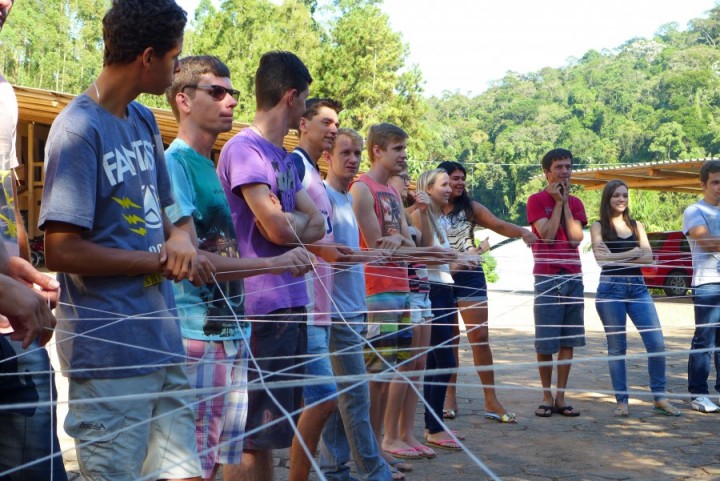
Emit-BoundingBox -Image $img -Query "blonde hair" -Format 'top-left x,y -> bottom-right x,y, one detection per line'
416,168 -> 449,244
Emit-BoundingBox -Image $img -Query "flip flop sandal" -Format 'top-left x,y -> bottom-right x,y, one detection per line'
535,404 -> 553,417
653,401 -> 681,417
413,445 -> 437,458
425,429 -> 465,440
383,448 -> 422,460
425,438 -> 462,451
553,405 -> 580,417
442,408 -> 456,419
485,411 -> 517,423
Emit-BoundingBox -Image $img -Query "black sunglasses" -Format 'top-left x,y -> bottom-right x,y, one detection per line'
182,84 -> 240,102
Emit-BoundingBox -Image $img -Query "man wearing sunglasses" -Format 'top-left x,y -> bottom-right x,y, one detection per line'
217,51 -> 326,481
164,55 -> 315,481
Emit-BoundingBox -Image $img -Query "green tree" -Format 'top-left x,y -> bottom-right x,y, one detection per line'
314,0 -> 428,163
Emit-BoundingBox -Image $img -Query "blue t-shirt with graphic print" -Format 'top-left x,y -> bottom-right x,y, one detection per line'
39,95 -> 183,379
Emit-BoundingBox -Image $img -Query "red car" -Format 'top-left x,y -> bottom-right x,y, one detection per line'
641,231 -> 693,297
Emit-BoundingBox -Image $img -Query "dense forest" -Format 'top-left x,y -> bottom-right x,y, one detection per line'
2,0 -> 719,230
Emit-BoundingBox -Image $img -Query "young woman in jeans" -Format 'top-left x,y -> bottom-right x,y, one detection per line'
590,180 -> 680,417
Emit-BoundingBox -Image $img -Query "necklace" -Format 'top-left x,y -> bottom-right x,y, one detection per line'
250,123 -> 265,139
92,81 -> 100,102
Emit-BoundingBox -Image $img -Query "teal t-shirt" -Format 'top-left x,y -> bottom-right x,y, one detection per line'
165,139 -> 248,341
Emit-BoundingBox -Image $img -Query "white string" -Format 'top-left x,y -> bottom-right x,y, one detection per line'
0,242 -> 711,479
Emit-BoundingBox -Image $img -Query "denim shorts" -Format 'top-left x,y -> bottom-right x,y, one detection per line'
533,274 -> 586,354
65,365 -> 202,480
453,267 -> 488,302
409,291 -> 432,324
303,324 -> 338,404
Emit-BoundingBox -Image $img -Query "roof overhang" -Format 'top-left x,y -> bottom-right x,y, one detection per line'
571,158 -> 714,194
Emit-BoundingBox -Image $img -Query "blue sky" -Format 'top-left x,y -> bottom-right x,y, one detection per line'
177,0 -> 719,97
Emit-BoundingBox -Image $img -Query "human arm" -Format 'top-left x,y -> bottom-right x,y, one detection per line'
531,185 -> 583,247
44,221 -> 166,276
0,255 -> 61,348
590,222 -> 645,265
687,224 -> 720,252
239,183 -> 324,246
0,273 -> 56,348
172,215 -> 314,279
409,192 -> 434,248
686,203 -> 720,254
161,213 -> 210,284
305,243 -> 357,264
11,173 -> 30,260
472,201 -> 537,246
530,185 -> 564,243
294,188 -> 327,244
350,181 -> 413,253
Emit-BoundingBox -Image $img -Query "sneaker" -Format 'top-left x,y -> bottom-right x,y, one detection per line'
691,395 -> 720,413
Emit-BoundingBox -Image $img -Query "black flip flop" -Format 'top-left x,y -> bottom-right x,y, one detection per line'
553,405 -> 580,417
535,404 -> 553,417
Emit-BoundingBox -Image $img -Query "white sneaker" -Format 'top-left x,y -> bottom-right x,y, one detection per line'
691,395 -> 720,413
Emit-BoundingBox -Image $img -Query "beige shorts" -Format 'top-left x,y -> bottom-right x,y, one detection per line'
65,365 -> 202,480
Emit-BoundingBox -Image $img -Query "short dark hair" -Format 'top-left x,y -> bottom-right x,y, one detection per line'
541,148 -> 573,171
166,55 -> 231,121
298,98 -> 342,138
366,123 -> 408,163
302,98 -> 343,120
700,160 -> 720,184
103,0 -> 186,66
255,51 -> 312,111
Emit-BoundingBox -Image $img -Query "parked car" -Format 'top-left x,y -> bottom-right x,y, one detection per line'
641,231 -> 693,297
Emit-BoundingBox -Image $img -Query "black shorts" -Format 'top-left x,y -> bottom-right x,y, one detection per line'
243,307 -> 307,451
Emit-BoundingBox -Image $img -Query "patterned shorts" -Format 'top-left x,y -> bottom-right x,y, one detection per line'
364,292 -> 410,373
184,338 -> 248,478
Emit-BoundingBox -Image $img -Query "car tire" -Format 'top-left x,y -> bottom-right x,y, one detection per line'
663,270 -> 690,297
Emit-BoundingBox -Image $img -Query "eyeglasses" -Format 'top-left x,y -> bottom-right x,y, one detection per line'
394,174 -> 411,183
181,84 -> 240,102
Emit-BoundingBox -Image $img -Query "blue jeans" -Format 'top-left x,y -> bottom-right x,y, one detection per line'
424,283 -> 457,434
304,325 -> 338,404
0,338 -> 68,481
319,316 -> 390,481
688,283 -> 720,396
595,276 -> 666,403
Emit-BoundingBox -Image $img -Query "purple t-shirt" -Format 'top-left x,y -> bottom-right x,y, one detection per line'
217,129 -> 308,315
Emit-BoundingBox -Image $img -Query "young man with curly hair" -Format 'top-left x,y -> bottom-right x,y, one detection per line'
39,1 -> 207,479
